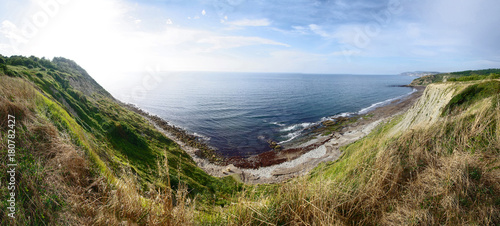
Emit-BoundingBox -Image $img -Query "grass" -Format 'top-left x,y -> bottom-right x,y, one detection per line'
1,55 -> 499,225
448,73 -> 500,82
0,56 -> 242,224
410,68 -> 500,86
442,80 -> 500,116
206,81 -> 500,225
0,76 -> 90,224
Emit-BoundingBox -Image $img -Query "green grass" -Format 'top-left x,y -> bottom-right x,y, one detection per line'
410,68 -> 500,86
449,68 -> 500,77
3,55 -> 499,225
0,55 -> 243,224
448,73 -> 500,82
310,114 -> 403,188
442,81 -> 500,116
208,80 -> 500,225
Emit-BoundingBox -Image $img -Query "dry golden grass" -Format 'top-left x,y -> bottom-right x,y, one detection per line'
213,93 -> 500,225
0,77 -> 103,224
2,73 -> 499,225
1,77 -> 195,225
94,153 -> 195,225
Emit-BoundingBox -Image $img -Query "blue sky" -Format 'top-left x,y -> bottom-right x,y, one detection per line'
1,0 -> 500,83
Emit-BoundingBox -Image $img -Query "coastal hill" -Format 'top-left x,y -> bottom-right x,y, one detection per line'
1,55 -> 498,225
410,68 -> 500,85
400,71 -> 440,77
0,55 -> 240,225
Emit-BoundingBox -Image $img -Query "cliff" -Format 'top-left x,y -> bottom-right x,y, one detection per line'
388,83 -> 456,136
211,76 -> 500,225
0,55 -> 239,225
0,55 -> 498,225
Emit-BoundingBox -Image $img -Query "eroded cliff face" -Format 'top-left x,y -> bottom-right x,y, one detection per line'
389,83 -> 457,136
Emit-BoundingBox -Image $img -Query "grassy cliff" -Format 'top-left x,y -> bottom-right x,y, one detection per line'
203,77 -> 500,225
1,55 -> 499,225
410,68 -> 500,86
0,55 -> 240,225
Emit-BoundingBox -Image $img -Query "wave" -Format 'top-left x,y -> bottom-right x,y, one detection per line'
276,122 -> 316,144
270,121 -> 286,127
280,122 -> 315,132
278,130 -> 303,144
277,88 -> 417,145
192,132 -> 211,141
358,88 -> 416,115
320,112 -> 356,121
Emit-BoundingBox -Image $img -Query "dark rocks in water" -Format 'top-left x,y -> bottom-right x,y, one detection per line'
322,120 -> 336,127
267,140 -> 282,152
322,117 -> 349,126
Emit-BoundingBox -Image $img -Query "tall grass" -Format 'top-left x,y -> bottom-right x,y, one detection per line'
95,153 -> 195,225
1,76 -> 196,225
0,77 -> 97,224
2,59 -> 499,225
210,92 -> 500,225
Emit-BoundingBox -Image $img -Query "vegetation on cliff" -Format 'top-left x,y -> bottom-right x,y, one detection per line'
0,55 -> 240,225
410,68 -> 500,86
0,55 -> 498,225
203,73 -> 499,225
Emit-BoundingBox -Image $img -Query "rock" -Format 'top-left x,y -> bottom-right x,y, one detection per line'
322,120 -> 336,126
222,164 -> 242,176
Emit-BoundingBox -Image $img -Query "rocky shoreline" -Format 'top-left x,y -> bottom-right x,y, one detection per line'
129,86 -> 425,184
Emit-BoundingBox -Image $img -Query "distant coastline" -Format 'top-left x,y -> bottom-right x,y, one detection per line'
400,71 -> 440,77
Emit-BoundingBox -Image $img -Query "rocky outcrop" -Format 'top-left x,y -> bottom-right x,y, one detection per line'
389,83 -> 456,136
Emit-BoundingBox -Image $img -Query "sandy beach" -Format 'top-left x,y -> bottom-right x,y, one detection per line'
148,86 -> 425,184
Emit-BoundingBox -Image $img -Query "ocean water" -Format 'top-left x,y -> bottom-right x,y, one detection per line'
108,72 -> 415,157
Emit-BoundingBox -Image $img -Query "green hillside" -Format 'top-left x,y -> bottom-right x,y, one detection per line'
0,55 -> 240,225
410,68 -> 500,86
1,55 -> 499,225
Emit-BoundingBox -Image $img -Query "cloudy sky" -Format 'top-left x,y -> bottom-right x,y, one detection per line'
1,0 -> 499,83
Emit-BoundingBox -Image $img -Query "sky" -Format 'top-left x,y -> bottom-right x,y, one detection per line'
1,0 -> 500,84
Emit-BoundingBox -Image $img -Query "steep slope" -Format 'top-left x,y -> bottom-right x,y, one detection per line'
208,78 -> 500,225
388,83 -> 456,136
1,55 -> 499,225
0,55 -> 240,225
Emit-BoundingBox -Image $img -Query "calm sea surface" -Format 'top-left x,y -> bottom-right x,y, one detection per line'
108,72 -> 415,157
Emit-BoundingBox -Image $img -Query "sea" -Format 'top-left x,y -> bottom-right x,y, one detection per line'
107,72 -> 416,157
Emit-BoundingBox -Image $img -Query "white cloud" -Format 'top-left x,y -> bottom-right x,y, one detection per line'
308,24 -> 333,38
166,19 -> 173,25
134,19 -> 142,24
291,26 -> 308,34
197,35 -> 289,52
227,18 -> 270,27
